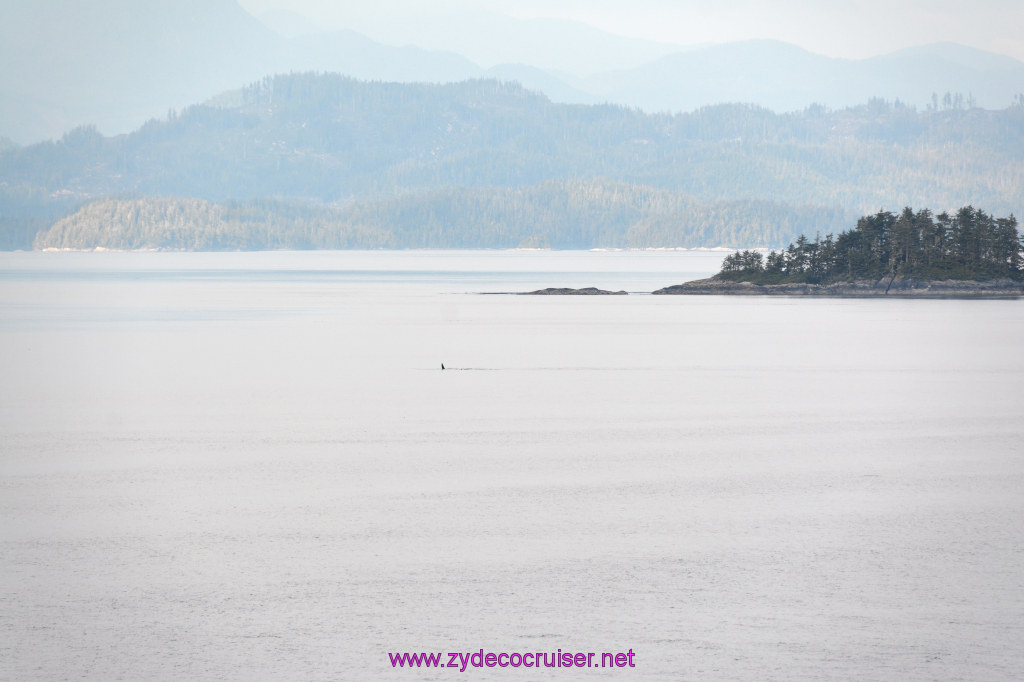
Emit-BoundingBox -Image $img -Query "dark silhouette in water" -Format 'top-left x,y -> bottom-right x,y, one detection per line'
441,363 -> 445,370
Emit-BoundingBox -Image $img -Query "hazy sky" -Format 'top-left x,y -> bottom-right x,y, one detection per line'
238,0 -> 1024,62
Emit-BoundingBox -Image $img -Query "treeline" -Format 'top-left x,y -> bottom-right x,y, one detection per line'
718,207 -> 1023,283
3,73 -> 1024,249
33,182 -> 852,250
35,197 -> 389,251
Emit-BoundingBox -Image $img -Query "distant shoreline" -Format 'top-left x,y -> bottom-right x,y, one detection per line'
652,276 -> 1024,297
494,277 -> 1024,297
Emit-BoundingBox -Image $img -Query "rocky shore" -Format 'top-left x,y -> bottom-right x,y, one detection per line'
522,287 -> 628,295
652,277 -> 1024,297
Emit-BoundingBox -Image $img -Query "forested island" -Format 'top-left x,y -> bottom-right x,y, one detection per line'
654,207 -> 1024,296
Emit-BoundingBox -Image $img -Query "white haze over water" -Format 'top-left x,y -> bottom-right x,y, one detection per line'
2,250 -> 1023,680
238,0 -> 1024,63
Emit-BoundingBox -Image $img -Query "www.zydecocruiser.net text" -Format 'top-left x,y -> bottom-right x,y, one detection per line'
389,649 -> 637,671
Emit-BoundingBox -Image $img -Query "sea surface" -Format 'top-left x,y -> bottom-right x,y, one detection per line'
2,250 -> 1023,680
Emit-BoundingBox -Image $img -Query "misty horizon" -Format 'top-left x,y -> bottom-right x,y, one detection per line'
238,0 -> 1024,64
2,0 -> 1024,146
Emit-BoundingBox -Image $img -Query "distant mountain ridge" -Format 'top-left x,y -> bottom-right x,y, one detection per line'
2,0 -> 1024,144
582,40 -> 1024,113
3,74 -> 1022,250
0,0 -> 478,143
340,9 -> 690,74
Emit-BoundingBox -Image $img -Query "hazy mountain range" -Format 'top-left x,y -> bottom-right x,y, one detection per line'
2,1 -> 1022,252
3,0 -> 1024,145
5,74 -> 1022,250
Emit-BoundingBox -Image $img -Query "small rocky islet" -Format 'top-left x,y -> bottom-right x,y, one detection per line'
519,279 -> 1024,297
521,287 -> 628,295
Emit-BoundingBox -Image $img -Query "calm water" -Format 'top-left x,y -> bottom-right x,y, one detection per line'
2,250 -> 1023,681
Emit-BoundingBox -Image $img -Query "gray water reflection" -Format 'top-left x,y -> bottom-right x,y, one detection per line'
2,251 -> 1023,681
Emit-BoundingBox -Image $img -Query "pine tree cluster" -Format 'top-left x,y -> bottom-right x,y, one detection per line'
719,207 -> 1022,283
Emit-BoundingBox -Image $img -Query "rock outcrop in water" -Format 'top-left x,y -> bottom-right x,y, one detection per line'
652,276 -> 1024,297
522,287 -> 628,295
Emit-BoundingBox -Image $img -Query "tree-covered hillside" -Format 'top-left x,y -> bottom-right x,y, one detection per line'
4,73 -> 1024,249
34,183 -> 852,250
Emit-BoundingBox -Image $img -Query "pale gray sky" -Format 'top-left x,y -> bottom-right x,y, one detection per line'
238,0 -> 1024,62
